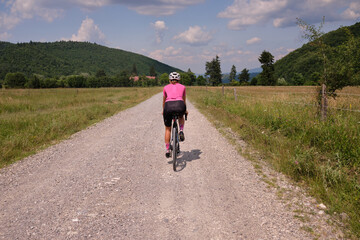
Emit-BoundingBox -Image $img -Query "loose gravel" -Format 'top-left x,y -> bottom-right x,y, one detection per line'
0,92 -> 330,239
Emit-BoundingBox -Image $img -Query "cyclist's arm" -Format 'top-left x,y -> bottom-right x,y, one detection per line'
183,87 -> 186,105
183,90 -> 188,114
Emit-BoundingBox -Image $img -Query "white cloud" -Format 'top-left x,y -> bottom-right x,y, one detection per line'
273,17 -> 286,28
342,2 -> 360,20
149,46 -> 182,61
125,0 -> 205,16
152,20 -> 167,31
72,0 -> 108,9
61,0 -> 205,16
148,46 -> 195,70
0,31 -> 12,40
218,0 -> 287,30
151,20 -> 168,43
246,37 -> 261,45
0,12 -> 21,30
0,0 -> 204,32
64,17 -> 106,44
10,0 -> 64,22
173,25 -> 213,46
218,0 -> 360,30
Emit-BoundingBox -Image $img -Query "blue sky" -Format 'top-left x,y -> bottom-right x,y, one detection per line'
0,0 -> 359,74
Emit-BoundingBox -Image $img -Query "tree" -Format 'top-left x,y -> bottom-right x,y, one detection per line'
4,72 -> 27,88
86,76 -> 100,88
229,65 -> 237,81
205,55 -> 222,86
42,78 -> 58,88
250,75 -> 258,86
291,73 -> 305,86
196,75 -> 207,86
229,79 -> 240,86
149,66 -> 156,77
239,68 -> 250,84
309,72 -> 321,85
159,73 -> 169,85
67,75 -> 86,88
146,76 -> 157,86
131,63 -> 138,76
27,75 -> 41,88
277,78 -> 288,86
95,69 -> 106,78
187,69 -> 197,86
296,17 -> 357,119
258,51 -> 276,86
180,72 -> 191,86
117,70 -> 131,87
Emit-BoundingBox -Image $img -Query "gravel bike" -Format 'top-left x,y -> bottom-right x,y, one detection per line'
170,113 -> 187,171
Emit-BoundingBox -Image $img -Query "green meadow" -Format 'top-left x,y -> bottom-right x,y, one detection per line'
188,86 -> 360,237
0,87 -> 161,168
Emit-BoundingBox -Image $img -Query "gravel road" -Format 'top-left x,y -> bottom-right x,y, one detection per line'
0,92 -> 312,239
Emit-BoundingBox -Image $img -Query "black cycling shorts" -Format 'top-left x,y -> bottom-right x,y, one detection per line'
163,100 -> 186,127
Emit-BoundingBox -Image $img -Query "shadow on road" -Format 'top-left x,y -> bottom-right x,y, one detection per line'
168,149 -> 202,172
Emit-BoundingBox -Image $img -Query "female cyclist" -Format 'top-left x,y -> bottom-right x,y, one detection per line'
163,72 -> 187,158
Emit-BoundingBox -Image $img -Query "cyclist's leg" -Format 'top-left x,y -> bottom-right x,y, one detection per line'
178,117 -> 185,141
163,102 -> 173,157
179,100 -> 186,130
165,126 -> 171,145
164,126 -> 171,157
179,116 -> 185,129
178,101 -> 186,141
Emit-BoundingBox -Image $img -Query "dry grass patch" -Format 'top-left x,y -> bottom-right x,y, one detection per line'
188,86 -> 360,237
0,88 -> 161,167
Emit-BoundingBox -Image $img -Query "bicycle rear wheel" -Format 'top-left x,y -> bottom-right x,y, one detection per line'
172,127 -> 177,171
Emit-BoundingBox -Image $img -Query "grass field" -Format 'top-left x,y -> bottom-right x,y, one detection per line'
188,86 -> 360,237
0,87 -> 161,168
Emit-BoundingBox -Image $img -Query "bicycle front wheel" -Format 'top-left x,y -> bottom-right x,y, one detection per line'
172,127 -> 177,171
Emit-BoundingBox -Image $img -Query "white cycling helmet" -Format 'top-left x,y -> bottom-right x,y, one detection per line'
169,72 -> 180,81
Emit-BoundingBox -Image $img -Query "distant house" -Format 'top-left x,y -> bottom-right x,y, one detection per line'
130,76 -> 156,82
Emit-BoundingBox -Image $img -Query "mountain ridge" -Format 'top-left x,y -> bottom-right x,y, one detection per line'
0,41 -> 182,79
274,21 -> 360,85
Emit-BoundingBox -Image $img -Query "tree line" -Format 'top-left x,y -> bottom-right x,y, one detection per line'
2,20 -> 358,89
204,21 -> 360,87
204,51 -> 275,86
0,41 -> 180,79
0,69 -> 209,89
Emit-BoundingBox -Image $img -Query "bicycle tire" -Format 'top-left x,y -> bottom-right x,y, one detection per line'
172,126 -> 177,171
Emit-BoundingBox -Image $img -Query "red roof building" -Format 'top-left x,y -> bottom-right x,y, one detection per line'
130,76 -> 156,82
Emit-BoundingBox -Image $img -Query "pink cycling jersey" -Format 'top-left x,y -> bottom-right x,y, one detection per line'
163,83 -> 186,102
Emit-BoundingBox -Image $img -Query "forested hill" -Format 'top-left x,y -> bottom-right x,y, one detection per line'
0,41 -> 181,79
274,22 -> 360,85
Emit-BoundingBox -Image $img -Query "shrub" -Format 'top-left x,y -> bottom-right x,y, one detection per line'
67,75 -> 86,88
277,78 -> 288,86
4,72 -> 27,88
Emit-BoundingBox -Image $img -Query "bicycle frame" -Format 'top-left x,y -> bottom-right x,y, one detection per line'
171,115 -> 179,170
170,113 -> 187,171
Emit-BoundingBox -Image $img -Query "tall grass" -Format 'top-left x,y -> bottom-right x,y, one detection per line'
188,86 -> 360,237
0,88 -> 161,167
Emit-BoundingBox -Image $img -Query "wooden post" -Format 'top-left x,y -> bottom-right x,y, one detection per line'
234,88 -> 237,101
321,83 -> 327,120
